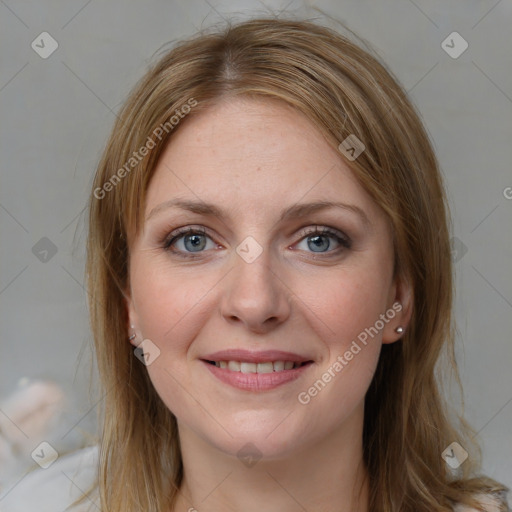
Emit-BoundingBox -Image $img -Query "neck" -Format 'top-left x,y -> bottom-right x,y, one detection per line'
172,407 -> 369,512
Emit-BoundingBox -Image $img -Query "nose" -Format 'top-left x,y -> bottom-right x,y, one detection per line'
220,244 -> 292,335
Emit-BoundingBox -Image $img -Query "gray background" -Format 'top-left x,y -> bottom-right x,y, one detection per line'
1,0 -> 511,493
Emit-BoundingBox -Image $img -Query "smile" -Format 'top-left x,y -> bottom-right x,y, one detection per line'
200,350 -> 314,391
205,360 -> 310,372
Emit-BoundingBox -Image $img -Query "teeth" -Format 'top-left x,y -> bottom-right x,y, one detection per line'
257,362 -> 274,373
240,362 -> 257,374
228,361 -> 241,371
212,360 -> 304,373
273,361 -> 285,372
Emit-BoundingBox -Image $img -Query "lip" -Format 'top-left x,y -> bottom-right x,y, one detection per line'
200,349 -> 314,391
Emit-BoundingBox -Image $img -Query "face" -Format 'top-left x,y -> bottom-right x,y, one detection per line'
126,97 -> 411,459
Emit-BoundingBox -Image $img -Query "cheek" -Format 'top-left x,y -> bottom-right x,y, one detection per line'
130,258 -> 217,349
294,270 -> 385,424
298,260 -> 391,351
129,260 -> 217,422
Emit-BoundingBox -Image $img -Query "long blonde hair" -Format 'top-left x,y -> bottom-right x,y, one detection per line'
85,17 -> 509,511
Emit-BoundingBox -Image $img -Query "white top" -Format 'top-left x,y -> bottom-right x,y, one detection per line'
0,446 -> 99,512
0,446 -> 508,511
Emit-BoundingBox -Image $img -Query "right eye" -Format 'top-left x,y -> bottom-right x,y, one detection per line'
163,227 -> 219,258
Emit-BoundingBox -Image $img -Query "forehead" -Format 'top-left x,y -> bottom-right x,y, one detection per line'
144,97 -> 383,225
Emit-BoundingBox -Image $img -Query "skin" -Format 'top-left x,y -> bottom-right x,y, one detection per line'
126,97 -> 412,512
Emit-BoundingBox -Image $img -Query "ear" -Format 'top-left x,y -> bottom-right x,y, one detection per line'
124,285 -> 140,347
382,271 -> 413,344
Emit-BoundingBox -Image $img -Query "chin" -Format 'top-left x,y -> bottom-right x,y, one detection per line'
213,432 -> 301,462
189,408 -> 318,462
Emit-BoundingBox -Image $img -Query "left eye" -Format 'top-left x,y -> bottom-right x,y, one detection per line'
295,227 -> 350,253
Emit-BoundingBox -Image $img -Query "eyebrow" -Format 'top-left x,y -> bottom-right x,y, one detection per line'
146,198 -> 371,228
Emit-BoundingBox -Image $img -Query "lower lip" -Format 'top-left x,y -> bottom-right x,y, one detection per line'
202,360 -> 312,391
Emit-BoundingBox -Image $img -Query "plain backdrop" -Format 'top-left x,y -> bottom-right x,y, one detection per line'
1,0 -> 511,493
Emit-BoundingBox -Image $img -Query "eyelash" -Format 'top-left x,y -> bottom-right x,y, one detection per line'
161,225 -> 351,259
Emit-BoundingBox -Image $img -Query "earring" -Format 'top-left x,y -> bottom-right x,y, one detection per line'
128,324 -> 136,342
395,326 -> 404,334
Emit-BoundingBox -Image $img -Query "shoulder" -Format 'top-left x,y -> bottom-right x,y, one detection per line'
453,492 -> 510,512
1,445 -> 99,512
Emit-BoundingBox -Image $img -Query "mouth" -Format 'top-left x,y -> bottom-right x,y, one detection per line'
200,350 -> 314,391
202,360 -> 313,372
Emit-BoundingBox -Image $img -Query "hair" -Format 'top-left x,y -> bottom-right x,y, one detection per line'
85,16 -> 509,512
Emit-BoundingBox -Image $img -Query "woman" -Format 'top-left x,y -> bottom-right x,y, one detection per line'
84,17 -> 509,512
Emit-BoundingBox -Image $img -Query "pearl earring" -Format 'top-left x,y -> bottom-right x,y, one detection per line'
128,324 -> 136,342
395,326 -> 404,334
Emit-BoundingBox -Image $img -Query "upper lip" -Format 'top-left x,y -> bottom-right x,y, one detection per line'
201,349 -> 313,363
